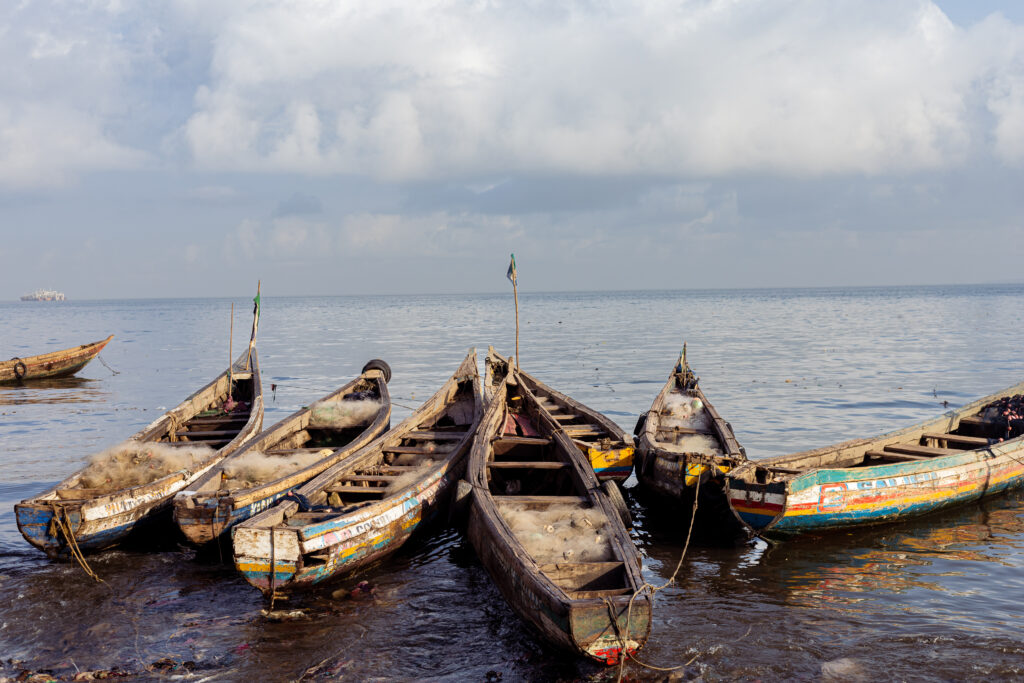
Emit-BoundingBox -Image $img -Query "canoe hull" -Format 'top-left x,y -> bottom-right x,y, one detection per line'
1,335 -> 113,384
466,491 -> 648,663
729,443 -> 1024,538
15,350 -> 263,557
235,462 -> 460,590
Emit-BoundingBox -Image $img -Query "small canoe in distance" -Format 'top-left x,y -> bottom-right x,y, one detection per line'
174,360 -> 392,546
726,382 -> 1024,539
466,358 -> 650,665
233,350 -> 482,596
635,345 -> 746,522
15,350 -> 263,558
1,335 -> 113,384
485,349 -> 635,481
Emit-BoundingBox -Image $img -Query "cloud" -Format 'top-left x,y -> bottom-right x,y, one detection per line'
180,0 -> 1024,179
273,192 -> 323,217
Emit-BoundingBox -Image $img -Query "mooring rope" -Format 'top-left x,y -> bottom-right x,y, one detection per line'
97,354 -> 120,375
610,460 -> 705,680
51,505 -> 103,583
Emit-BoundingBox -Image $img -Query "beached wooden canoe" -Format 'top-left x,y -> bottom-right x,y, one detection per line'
1,335 -> 113,384
15,350 -> 263,558
233,350 -> 482,596
485,350 -> 635,481
174,360 -> 392,546
726,381 -> 1024,539
465,353 -> 650,665
635,346 -> 746,517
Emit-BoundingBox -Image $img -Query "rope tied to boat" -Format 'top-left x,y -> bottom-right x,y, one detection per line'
97,354 -> 120,375
608,461 -> 705,680
49,504 -> 104,583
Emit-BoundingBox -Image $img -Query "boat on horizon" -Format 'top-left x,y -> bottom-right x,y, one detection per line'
20,289 -> 65,301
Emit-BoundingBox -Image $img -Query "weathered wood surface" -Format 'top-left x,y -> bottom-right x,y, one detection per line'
464,352 -> 650,665
486,349 -> 635,481
233,349 -> 482,596
15,349 -> 264,558
635,348 -> 746,525
173,366 -> 391,545
1,335 -> 113,384
726,381 -> 1024,538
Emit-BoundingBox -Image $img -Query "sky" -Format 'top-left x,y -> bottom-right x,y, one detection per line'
1,0 -> 1023,298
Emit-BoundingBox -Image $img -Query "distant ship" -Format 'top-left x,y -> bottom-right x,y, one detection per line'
20,289 -> 65,302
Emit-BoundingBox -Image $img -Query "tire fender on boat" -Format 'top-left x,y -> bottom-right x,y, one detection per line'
12,358 -> 27,380
361,359 -> 392,384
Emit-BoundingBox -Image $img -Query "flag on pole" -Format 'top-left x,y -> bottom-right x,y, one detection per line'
507,253 -> 517,284
250,289 -> 260,344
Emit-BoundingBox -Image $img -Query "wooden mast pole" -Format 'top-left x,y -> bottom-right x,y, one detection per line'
229,302 -> 234,387
513,278 -> 520,370
246,280 -> 260,372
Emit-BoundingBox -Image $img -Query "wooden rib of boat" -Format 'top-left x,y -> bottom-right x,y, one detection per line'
465,350 -> 650,665
1,335 -> 113,384
726,382 -> 1024,539
484,350 -> 635,481
635,345 -> 746,519
233,350 -> 482,596
15,350 -> 263,558
174,360 -> 392,546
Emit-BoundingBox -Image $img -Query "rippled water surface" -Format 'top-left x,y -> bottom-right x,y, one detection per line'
2,285 -> 1024,680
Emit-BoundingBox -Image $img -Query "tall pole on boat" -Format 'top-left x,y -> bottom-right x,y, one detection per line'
246,280 -> 260,372
229,302 -> 235,387
507,254 -> 519,370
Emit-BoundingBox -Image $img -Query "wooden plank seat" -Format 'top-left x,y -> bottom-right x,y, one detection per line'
562,425 -> 604,437
325,485 -> 388,495
332,475 -> 397,484
385,445 -> 453,455
569,588 -> 633,600
922,433 -> 993,448
185,415 -> 251,426
657,426 -> 713,436
492,436 -> 551,446
883,443 -> 963,457
266,447 -> 335,455
493,495 -> 588,505
864,450 -> 929,462
407,430 -> 469,440
177,429 -> 240,438
487,461 -> 569,470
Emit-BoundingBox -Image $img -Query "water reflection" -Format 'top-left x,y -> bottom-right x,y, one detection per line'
0,377 -> 110,406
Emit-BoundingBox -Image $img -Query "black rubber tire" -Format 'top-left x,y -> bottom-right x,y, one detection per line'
633,411 -> 648,438
603,479 -> 633,529
361,359 -> 392,384
12,359 -> 26,380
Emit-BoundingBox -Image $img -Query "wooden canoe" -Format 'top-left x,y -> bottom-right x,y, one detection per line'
174,360 -> 392,546
233,349 -> 482,596
466,351 -> 650,665
485,349 -> 635,481
726,381 -> 1024,539
15,350 -> 263,558
1,335 -> 113,384
635,345 -> 746,520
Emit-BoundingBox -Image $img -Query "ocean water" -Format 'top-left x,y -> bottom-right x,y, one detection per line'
1,284 -> 1023,680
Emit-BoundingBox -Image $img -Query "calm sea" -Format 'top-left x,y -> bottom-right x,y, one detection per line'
2,285 -> 1023,680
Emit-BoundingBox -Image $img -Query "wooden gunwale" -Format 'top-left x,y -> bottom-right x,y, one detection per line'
15,349 -> 264,557
465,353 -> 650,664
232,349 -> 483,595
173,367 -> 391,545
1,335 -> 114,384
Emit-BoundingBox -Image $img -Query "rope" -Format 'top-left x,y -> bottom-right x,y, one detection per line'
97,354 -> 120,375
610,463 -> 705,680
50,505 -> 104,583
